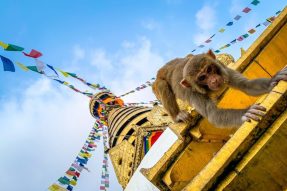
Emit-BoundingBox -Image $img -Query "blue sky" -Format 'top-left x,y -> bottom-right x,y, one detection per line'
0,0 -> 286,191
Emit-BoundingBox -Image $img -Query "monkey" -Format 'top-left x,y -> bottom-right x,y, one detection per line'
152,50 -> 287,128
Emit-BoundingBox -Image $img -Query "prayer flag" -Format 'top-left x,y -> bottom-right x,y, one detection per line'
263,21 -> 270,26
191,49 -> 196,52
47,64 -> 59,76
230,39 -> 237,44
16,62 -> 29,71
67,72 -> 77,77
251,0 -> 260,6
48,184 -> 67,191
198,45 -> 204,48
242,34 -> 249,38
242,7 -> 251,13
58,177 -> 70,185
267,16 -> 276,23
234,15 -> 241,21
205,39 -> 212,43
5,44 -> 24,51
54,79 -> 64,84
70,180 -> 77,186
23,49 -> 42,58
255,23 -> 261,28
218,28 -> 225,33
27,66 -> 43,74
209,34 -> 216,39
0,41 -> 8,49
0,55 -> 15,72
214,50 -> 220,53
66,185 -> 73,191
35,59 -> 45,72
226,21 -> 233,26
58,69 -> 69,77
248,29 -> 256,34
237,36 -> 244,41
276,10 -> 281,15
219,45 -> 226,50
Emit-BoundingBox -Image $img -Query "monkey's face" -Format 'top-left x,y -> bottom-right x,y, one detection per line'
196,64 -> 225,91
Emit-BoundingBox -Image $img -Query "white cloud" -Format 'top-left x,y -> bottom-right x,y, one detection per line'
195,5 -> 217,31
73,45 -> 86,63
141,19 -> 160,31
90,49 -> 112,69
0,78 -> 121,191
229,0 -> 243,16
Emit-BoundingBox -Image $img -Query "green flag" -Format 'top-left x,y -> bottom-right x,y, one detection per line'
5,44 -> 24,51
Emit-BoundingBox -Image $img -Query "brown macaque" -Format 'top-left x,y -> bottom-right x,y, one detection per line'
152,50 -> 287,128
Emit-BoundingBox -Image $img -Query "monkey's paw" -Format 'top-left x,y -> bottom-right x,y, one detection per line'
175,111 -> 192,123
242,104 -> 266,123
270,66 -> 287,87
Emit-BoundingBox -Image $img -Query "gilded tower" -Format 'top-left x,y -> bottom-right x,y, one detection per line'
89,91 -> 173,188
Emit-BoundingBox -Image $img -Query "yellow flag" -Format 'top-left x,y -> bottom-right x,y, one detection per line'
63,82 -> 69,85
16,62 -> 29,71
218,28 -> 225,33
70,179 -> 77,186
57,69 -> 69,77
48,184 -> 67,191
0,41 -> 8,49
79,152 -> 92,158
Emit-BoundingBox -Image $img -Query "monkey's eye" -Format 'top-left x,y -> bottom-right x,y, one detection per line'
206,65 -> 213,73
198,75 -> 206,81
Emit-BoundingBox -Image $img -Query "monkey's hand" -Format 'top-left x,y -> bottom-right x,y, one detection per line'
175,110 -> 192,123
241,104 -> 266,123
270,66 -> 287,88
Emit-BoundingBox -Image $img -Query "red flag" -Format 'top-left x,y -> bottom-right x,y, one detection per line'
23,49 -> 42,58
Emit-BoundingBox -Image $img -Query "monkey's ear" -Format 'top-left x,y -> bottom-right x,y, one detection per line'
207,49 -> 216,59
180,79 -> 191,88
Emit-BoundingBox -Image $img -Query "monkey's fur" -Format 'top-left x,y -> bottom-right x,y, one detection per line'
152,50 -> 287,128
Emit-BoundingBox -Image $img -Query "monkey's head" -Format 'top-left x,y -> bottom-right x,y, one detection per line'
180,50 -> 228,94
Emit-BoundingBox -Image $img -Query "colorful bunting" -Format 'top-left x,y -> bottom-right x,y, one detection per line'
50,121 -> 103,191
23,49 -> 42,58
119,77 -> 155,97
0,55 -> 15,72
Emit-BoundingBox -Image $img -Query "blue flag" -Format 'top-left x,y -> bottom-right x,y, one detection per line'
47,64 -> 59,77
0,55 -> 15,72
